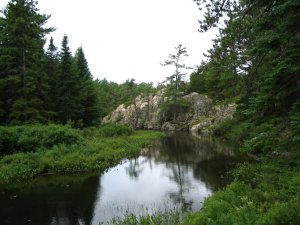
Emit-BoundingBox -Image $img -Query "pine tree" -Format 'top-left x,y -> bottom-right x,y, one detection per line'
0,0 -> 53,124
74,46 -> 99,126
44,36 -> 60,120
57,35 -> 81,124
161,44 -> 191,120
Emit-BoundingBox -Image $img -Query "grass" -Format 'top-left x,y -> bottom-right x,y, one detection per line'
183,157 -> 300,225
0,124 -> 163,184
106,211 -> 181,225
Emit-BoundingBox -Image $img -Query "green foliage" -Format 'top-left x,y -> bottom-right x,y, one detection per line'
0,2 -> 99,126
289,100 -> 300,148
88,123 -> 133,137
184,161 -> 300,225
160,98 -> 190,122
74,47 -> 100,126
94,78 -> 157,118
0,125 -> 163,184
213,119 -> 254,144
0,124 -> 82,155
0,0 -> 54,124
56,35 -> 81,124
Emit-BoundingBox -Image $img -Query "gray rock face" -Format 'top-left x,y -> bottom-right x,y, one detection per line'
102,91 -> 236,134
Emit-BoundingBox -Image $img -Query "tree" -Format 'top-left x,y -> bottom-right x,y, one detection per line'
193,0 -> 300,117
0,0 -> 53,124
44,36 -> 60,120
161,44 -> 191,121
74,46 -> 99,126
161,44 -> 191,92
57,35 -> 81,124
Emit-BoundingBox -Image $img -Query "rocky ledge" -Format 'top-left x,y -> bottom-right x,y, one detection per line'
102,91 -> 236,134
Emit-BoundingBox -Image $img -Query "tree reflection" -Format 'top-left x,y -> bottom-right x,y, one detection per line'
166,160 -> 194,211
125,158 -> 145,180
0,174 -> 101,225
144,132 -> 240,208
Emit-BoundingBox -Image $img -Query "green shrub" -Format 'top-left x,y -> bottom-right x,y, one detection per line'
184,158 -> 300,225
241,131 -> 280,153
213,119 -> 254,144
97,123 -> 133,137
0,124 -> 83,155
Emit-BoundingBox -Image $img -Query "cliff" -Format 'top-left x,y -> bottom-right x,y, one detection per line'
102,91 -> 236,134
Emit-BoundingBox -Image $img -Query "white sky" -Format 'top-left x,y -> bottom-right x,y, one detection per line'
0,0 -> 216,84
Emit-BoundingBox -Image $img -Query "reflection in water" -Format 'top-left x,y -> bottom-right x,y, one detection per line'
0,174 -> 100,225
0,132 -> 242,225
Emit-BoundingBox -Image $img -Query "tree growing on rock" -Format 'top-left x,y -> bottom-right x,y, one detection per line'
161,44 -> 192,121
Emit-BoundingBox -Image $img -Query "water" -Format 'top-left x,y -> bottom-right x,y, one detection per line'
0,132 -> 241,225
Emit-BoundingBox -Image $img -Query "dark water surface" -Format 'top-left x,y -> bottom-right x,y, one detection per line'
0,132 -> 242,225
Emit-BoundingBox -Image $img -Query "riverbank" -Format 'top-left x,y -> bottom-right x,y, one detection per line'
183,155 -> 300,224
106,118 -> 300,224
0,124 -> 163,184
107,153 -> 300,225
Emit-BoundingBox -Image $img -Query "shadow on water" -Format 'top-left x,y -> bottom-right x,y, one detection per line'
0,132 -> 244,225
0,174 -> 100,225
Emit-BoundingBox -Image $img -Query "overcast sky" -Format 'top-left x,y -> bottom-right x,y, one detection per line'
0,0 -> 216,84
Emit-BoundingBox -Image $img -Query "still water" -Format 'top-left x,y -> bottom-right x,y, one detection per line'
0,132 -> 241,225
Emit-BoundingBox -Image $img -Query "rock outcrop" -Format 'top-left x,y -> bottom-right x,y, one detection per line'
102,91 -> 236,134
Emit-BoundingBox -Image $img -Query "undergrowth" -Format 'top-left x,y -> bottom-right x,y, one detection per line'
0,124 -> 163,184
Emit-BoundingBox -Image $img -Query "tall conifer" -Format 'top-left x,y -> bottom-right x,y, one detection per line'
0,0 -> 53,124
57,35 -> 81,124
74,47 -> 99,126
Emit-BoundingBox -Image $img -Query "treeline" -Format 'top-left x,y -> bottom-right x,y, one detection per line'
95,78 -> 156,118
183,1 -> 300,224
188,0 -> 300,149
0,0 -> 97,126
0,0 -> 156,127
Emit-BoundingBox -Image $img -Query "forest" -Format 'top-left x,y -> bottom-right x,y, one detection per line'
1,0 -> 300,224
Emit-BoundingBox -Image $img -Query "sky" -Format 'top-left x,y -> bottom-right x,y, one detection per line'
0,0 -> 216,84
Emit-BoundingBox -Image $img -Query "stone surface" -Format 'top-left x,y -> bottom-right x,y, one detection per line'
102,91 -> 237,133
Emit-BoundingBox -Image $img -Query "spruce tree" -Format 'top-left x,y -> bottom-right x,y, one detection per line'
74,47 -> 99,126
57,35 -> 81,124
44,36 -> 60,120
0,0 -> 53,124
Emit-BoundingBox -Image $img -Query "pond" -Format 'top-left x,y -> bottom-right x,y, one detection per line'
0,132 -> 242,225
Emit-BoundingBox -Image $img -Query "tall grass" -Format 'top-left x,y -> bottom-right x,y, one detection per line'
106,211 -> 181,225
0,124 -> 163,184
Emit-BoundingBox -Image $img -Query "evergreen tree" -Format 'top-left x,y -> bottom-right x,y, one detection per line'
57,35 -> 81,124
44,36 -> 60,120
192,0 -> 300,149
161,44 -> 191,120
74,46 -> 99,126
0,0 -> 53,124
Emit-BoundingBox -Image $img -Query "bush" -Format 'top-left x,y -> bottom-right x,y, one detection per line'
97,123 -> 133,137
0,124 -> 83,155
213,119 -> 254,144
183,158 -> 300,225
